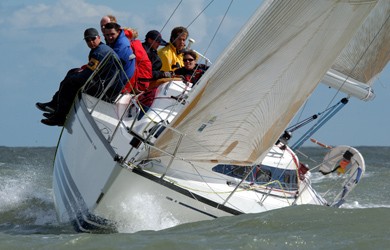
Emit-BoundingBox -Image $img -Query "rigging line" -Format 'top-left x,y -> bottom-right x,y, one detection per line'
287,114 -> 317,131
294,99 -> 309,129
321,167 -> 353,198
158,0 -> 183,35
326,9 -> 390,109
186,0 -> 215,28
186,161 -> 236,205
287,100 -> 341,132
202,0 -> 234,58
145,1 -> 184,55
222,164 -> 257,206
185,0 -> 234,99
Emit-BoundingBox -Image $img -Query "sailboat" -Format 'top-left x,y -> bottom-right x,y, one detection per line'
51,0 -> 390,233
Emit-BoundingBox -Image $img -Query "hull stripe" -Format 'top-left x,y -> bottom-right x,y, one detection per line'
133,167 -> 242,216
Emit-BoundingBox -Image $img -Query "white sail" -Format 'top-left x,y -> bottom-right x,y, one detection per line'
322,0 -> 390,100
148,0 -> 377,165
331,0 -> 390,85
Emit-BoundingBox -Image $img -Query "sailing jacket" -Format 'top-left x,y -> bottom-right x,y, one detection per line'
81,42 -> 124,100
158,43 -> 184,72
174,64 -> 209,85
56,42 -> 122,116
67,42 -> 115,80
142,41 -> 165,79
122,29 -> 153,92
109,30 -> 136,86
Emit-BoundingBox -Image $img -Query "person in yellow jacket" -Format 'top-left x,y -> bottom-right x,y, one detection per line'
158,26 -> 189,72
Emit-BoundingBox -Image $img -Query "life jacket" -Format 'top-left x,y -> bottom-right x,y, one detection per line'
185,68 -> 206,84
122,29 -> 152,93
336,159 -> 350,174
336,150 -> 353,175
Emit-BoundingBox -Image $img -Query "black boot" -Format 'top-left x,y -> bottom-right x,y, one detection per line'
41,113 -> 65,126
42,112 -> 53,119
36,102 -> 56,113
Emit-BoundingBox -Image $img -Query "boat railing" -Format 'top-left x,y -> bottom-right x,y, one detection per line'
78,52 -> 192,166
109,92 -> 146,144
123,113 -> 187,165
82,51 -> 126,101
89,70 -> 120,115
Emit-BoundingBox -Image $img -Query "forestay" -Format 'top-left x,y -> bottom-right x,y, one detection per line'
147,0 -> 377,165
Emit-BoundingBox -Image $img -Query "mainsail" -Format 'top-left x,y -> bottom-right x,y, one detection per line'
148,0 -> 378,165
322,0 -> 390,100
332,0 -> 390,85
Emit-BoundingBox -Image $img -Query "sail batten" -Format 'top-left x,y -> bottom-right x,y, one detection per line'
147,0 -> 378,165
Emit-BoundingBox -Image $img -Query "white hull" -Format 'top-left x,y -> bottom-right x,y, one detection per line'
53,88 -> 325,233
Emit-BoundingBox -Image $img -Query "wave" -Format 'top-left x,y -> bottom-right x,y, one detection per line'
1,146 -> 390,237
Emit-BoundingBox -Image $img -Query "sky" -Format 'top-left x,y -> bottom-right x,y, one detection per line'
0,0 -> 389,147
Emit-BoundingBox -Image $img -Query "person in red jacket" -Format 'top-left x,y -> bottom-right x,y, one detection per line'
100,15 -> 152,93
100,15 -> 158,118
121,28 -> 153,94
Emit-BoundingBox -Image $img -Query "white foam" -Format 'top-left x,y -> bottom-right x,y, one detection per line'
112,193 -> 180,233
0,173 -> 34,212
0,165 -> 58,225
341,201 -> 390,209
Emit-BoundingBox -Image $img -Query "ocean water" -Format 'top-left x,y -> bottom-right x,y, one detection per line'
0,146 -> 389,249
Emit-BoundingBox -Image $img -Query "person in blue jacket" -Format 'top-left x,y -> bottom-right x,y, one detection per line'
103,22 -> 136,91
36,28 -> 122,126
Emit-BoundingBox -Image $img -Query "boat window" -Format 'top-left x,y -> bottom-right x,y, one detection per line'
212,164 -> 298,190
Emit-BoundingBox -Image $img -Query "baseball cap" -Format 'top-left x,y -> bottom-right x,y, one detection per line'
145,30 -> 167,46
84,28 -> 99,39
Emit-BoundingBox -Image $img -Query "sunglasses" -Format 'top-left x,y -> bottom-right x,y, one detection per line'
85,36 -> 97,42
183,58 -> 194,62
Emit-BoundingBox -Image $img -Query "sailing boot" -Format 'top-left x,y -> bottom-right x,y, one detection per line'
36,102 -> 56,113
